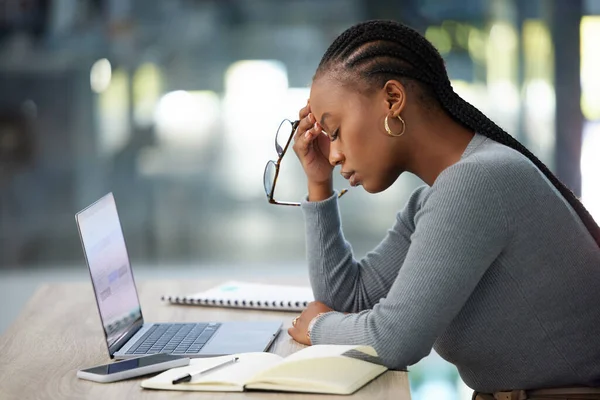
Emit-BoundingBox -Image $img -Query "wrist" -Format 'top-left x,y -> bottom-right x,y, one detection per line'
308,180 -> 333,202
306,312 -> 327,344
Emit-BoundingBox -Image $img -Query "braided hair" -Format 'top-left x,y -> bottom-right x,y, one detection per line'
315,19 -> 600,248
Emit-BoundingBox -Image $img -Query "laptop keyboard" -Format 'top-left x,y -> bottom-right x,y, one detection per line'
125,323 -> 221,355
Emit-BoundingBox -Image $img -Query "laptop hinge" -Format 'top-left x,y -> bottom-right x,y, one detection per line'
108,317 -> 144,358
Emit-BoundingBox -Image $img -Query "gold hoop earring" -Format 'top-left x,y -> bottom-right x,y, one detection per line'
384,115 -> 406,137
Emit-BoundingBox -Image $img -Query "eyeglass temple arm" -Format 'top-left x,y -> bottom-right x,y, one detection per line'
278,120 -> 300,159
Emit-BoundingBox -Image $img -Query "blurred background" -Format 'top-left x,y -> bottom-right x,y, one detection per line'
1,0 -> 599,398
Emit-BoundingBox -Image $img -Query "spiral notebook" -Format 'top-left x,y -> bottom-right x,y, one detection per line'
161,281 -> 314,312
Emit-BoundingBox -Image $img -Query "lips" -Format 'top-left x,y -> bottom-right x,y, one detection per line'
341,171 -> 360,187
341,171 -> 354,180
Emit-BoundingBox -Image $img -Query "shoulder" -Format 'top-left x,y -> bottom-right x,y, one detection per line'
436,137 -> 541,195
417,141 -> 518,237
428,137 -> 555,235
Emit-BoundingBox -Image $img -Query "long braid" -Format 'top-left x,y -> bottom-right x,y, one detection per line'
316,19 -> 600,247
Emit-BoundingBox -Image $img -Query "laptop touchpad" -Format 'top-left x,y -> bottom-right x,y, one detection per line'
201,322 -> 281,355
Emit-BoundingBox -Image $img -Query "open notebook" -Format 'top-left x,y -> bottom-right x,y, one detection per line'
141,344 -> 387,395
161,281 -> 314,312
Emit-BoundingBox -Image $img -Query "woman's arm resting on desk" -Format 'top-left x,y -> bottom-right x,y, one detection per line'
304,163 -> 510,369
300,187 -> 427,313
287,301 -> 334,345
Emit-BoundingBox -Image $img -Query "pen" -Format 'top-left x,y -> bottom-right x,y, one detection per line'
172,357 -> 239,385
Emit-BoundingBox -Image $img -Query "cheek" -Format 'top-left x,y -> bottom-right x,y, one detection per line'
344,120 -> 381,164
361,136 -> 391,172
363,138 -> 401,191
347,137 -> 378,172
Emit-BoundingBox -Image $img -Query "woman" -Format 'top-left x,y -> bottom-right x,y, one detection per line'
285,20 -> 600,399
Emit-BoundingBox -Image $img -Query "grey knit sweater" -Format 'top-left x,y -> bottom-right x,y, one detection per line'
301,133 -> 600,392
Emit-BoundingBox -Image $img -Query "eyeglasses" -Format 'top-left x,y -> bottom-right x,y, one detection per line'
263,119 -> 348,206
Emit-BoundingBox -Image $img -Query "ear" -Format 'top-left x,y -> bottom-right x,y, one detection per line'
382,80 -> 407,118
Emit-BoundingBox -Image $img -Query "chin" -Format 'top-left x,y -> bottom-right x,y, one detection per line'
361,180 -> 387,194
362,173 -> 402,194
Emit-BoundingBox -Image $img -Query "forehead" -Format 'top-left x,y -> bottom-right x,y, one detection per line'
309,76 -> 366,119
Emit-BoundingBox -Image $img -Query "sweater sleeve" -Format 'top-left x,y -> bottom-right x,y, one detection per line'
300,186 -> 428,312
306,162 -> 511,369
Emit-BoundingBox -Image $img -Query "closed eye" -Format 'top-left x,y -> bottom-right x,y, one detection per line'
330,128 -> 339,142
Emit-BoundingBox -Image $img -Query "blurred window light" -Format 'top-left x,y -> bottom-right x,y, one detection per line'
467,27 -> 487,63
224,60 -> 289,97
440,21 -> 470,50
222,60 -> 290,200
98,68 -> 130,157
523,20 -> 553,81
581,122 -> 600,223
456,377 -> 474,400
451,80 -> 490,115
489,22 -> 518,52
581,16 -> 600,120
454,22 -> 470,50
488,79 -> 520,133
413,380 -> 457,400
487,22 -> 518,83
425,26 -> 452,55
154,90 -> 220,149
133,63 -> 162,128
90,58 -> 112,94
522,20 -> 555,166
282,88 -> 311,118
523,79 -> 556,165
486,21 -> 519,135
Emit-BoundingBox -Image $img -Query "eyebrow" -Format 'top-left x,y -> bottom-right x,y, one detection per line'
320,112 -> 332,134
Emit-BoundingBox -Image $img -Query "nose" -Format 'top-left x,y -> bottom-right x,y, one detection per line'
329,145 -> 344,167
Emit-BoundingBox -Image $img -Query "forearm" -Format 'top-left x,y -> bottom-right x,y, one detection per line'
302,193 -> 367,311
301,192 -> 414,312
308,310 -> 430,370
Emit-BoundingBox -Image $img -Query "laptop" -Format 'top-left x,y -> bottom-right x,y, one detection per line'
75,193 -> 282,359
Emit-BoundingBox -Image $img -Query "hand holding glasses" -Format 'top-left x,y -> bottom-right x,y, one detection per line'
263,119 -> 348,206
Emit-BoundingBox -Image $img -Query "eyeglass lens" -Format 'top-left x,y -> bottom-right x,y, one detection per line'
275,119 -> 294,157
263,160 -> 276,196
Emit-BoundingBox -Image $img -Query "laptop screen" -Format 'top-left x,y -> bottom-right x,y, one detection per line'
76,193 -> 143,353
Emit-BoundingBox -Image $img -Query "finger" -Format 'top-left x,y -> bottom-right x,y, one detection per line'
303,122 -> 322,143
312,122 -> 323,136
293,128 -> 310,154
295,125 -> 321,155
287,326 -> 297,339
298,102 -> 310,120
287,326 -> 308,345
294,112 -> 316,141
293,115 -> 312,141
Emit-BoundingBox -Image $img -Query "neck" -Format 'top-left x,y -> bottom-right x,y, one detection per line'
405,112 -> 475,186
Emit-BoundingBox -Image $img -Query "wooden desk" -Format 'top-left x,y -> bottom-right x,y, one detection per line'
0,279 -> 411,400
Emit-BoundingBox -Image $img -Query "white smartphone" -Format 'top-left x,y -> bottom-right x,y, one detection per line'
77,353 -> 190,383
